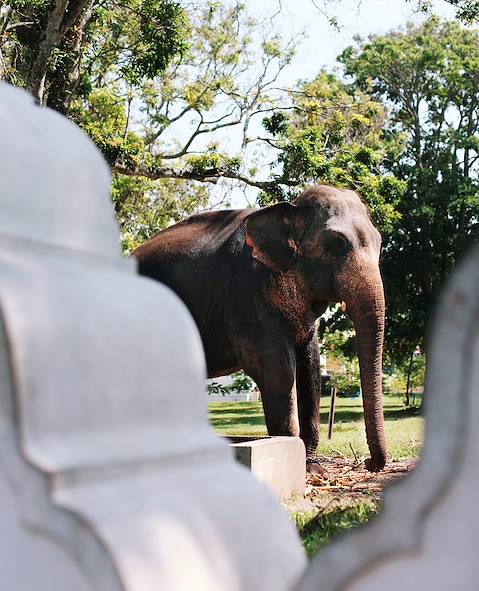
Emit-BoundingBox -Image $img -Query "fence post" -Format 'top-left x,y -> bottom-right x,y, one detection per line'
327,387 -> 337,440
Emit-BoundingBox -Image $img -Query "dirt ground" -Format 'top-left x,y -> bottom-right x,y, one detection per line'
286,455 -> 418,513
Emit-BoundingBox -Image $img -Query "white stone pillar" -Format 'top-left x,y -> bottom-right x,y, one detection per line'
0,83 -> 306,591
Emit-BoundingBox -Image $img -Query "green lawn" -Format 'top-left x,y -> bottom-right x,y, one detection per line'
209,394 -> 423,556
209,394 -> 424,461
292,502 -> 379,557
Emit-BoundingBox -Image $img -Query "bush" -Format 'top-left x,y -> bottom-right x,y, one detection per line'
328,358 -> 361,396
207,371 -> 254,396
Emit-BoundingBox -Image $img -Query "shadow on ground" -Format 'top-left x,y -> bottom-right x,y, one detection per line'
209,402 -> 422,429
208,410 -> 266,428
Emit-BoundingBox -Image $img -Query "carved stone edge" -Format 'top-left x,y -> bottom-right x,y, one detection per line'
0,301 -> 125,591
297,241 -> 479,591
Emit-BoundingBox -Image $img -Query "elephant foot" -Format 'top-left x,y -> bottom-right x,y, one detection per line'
364,457 -> 387,472
306,457 -> 329,478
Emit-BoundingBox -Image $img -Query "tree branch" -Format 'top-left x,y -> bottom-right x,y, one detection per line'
244,136 -> 283,150
157,109 -> 249,160
159,111 -> 205,159
112,161 -> 301,197
59,0 -> 90,36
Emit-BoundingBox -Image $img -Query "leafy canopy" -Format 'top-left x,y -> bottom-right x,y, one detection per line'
341,18 -> 479,361
260,70 -> 404,233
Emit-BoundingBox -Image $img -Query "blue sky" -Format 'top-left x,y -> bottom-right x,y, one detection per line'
247,0 -> 456,84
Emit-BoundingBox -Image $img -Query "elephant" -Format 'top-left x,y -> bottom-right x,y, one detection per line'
133,184 -> 387,473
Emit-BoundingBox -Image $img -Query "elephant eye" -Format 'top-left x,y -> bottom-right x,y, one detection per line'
324,232 -> 348,255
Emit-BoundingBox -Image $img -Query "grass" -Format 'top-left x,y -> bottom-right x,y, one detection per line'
209,393 -> 424,462
292,502 -> 380,557
209,394 -> 423,557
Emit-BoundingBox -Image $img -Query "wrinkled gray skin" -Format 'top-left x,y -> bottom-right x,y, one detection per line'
134,185 -> 388,472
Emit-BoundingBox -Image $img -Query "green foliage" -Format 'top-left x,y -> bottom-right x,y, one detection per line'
112,175 -> 209,252
383,370 -> 408,398
328,358 -> 361,396
319,310 -> 361,395
383,353 -> 426,405
41,2 -> 286,247
293,502 -> 379,557
6,2 -> 477,380
75,1 -> 296,245
260,71 -> 404,233
318,302 -> 356,361
230,371 -> 254,392
0,0 -> 189,93
412,0 -> 479,22
207,371 -> 254,396
341,19 -> 479,362
126,0 -> 189,82
84,0 -> 189,88
454,0 -> 479,21
70,87 -> 148,167
187,150 -> 241,176
1,0 -> 50,84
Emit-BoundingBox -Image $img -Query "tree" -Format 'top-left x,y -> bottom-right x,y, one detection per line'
258,70 -> 404,230
101,2 -> 298,196
414,0 -> 479,21
0,0 -> 188,110
340,18 -> 479,362
207,371 -> 254,396
2,1 -> 406,249
383,351 -> 425,406
83,1 -> 301,245
1,1 -> 303,245
112,176 -> 211,251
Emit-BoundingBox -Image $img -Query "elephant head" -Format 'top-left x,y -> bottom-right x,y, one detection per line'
245,185 -> 387,471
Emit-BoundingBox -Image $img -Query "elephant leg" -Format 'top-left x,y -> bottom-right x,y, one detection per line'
295,334 -> 323,470
245,345 -> 299,438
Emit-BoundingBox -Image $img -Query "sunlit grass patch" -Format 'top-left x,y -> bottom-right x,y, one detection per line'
292,501 -> 380,557
209,395 -> 424,461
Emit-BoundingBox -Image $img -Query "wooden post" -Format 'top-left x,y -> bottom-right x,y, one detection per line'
328,387 -> 337,440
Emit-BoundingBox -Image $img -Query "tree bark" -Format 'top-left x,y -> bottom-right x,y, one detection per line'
27,0 -> 90,104
47,0 -> 93,114
405,349 -> 414,407
27,0 -> 69,102
112,162 -> 300,198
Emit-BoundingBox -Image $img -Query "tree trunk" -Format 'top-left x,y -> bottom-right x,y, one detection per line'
27,0 -> 69,102
47,0 -> 93,114
405,349 -> 414,407
27,0 -> 90,104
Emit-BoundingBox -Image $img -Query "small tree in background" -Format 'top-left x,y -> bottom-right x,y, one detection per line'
383,352 -> 426,406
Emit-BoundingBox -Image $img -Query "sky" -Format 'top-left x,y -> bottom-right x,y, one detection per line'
247,0 -> 456,83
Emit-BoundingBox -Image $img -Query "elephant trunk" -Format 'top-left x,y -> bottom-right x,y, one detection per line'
341,265 -> 388,472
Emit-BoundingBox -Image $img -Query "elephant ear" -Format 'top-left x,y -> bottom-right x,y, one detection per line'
245,202 -> 303,272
